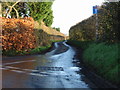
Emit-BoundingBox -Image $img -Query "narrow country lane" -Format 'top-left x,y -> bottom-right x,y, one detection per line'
1,41 -> 97,88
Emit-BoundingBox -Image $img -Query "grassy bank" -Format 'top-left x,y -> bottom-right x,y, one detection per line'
67,40 -> 119,85
2,44 -> 51,56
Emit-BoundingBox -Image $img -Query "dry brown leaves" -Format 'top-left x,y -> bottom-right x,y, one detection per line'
1,17 -> 36,51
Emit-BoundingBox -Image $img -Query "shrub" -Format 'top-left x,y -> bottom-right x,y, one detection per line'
1,17 -> 36,52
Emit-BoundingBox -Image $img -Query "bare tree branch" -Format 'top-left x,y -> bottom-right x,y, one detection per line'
6,0 -> 21,18
13,7 -> 19,18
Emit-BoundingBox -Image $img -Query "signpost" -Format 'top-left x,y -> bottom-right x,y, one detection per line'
93,5 -> 98,41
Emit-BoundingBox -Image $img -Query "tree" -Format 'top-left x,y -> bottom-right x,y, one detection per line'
53,27 -> 60,32
2,0 -> 21,18
2,1 -> 54,27
2,1 -> 30,18
27,2 -> 54,26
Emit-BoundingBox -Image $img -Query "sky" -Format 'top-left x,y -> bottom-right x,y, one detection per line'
52,0 -> 105,35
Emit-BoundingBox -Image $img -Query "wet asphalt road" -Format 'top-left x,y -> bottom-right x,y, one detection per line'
1,41 -> 97,88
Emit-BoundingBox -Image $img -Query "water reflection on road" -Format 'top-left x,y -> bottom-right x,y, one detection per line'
2,41 -> 96,88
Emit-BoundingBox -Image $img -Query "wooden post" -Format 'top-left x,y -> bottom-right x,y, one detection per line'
0,2 -> 2,17
96,13 -> 98,41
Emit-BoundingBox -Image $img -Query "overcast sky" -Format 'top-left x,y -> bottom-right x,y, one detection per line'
52,0 -> 105,35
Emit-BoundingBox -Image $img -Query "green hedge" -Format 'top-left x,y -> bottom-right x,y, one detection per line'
67,40 -> 94,49
69,2 -> 120,42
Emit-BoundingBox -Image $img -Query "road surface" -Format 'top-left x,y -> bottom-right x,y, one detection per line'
1,41 -> 97,88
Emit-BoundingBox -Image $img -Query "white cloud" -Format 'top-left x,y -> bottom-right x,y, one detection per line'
52,0 -> 105,35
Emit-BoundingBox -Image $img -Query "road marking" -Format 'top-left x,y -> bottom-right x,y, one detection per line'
11,70 -> 25,73
1,65 -> 68,77
0,67 -> 8,70
29,73 -> 48,77
2,60 -> 36,65
22,69 -> 38,72
5,66 -> 21,69
2,66 -> 48,76
36,66 -> 64,71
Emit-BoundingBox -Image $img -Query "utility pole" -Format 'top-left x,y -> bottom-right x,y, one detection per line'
0,2 -> 2,17
93,5 -> 99,41
96,12 -> 98,41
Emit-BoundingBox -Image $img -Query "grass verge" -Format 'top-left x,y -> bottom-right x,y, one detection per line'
2,45 -> 51,56
67,40 -> 119,86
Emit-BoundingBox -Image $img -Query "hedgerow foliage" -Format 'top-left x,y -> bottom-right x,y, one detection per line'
98,2 -> 120,42
1,17 -> 36,52
69,16 -> 96,41
69,2 -> 120,43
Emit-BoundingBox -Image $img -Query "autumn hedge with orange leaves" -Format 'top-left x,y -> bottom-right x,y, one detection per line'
1,17 -> 36,52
